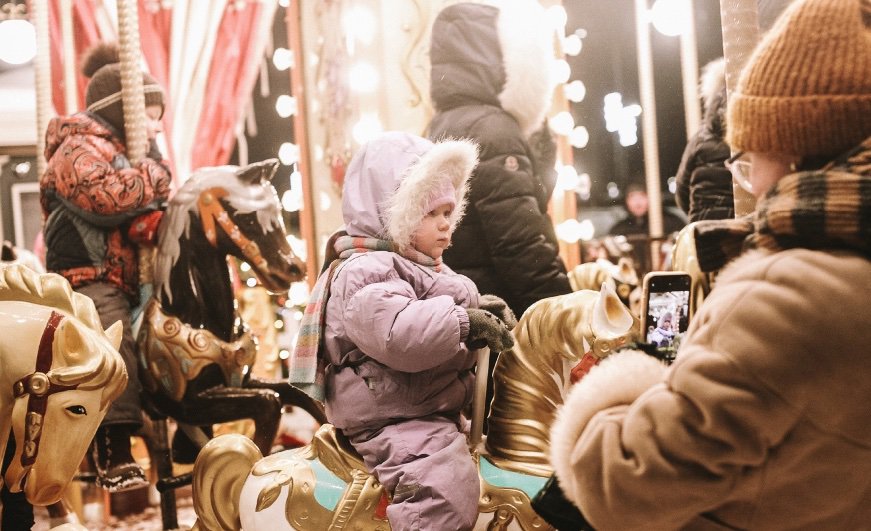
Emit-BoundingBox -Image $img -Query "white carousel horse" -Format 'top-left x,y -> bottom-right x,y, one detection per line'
0,264 -> 127,507
189,283 -> 638,531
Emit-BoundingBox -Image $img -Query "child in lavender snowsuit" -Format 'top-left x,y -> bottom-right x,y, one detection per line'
312,132 -> 515,530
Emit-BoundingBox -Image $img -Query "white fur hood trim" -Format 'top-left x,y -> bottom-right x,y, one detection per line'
700,57 -> 726,111
386,139 -> 479,250
488,0 -> 554,137
550,350 -> 667,503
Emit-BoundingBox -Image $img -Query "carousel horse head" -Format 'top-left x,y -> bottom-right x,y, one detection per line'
0,264 -> 126,505
486,283 -> 639,475
153,158 -> 305,305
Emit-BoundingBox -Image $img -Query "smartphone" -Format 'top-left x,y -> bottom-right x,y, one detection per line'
640,272 -> 692,364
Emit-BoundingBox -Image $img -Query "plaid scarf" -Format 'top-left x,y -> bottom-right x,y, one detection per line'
288,235 -> 442,400
695,137 -> 871,272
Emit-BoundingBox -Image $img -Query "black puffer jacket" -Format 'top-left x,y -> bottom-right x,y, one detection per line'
675,59 -> 734,222
427,2 -> 571,318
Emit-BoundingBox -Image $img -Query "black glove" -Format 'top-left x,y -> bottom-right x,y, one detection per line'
478,294 -> 517,330
465,308 -> 515,352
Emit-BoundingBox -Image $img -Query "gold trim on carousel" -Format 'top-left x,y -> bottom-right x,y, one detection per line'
138,299 -> 257,401
250,425 -> 389,530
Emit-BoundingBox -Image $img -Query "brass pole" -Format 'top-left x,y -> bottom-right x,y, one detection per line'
32,0 -> 52,178
60,0 -> 77,113
634,0 -> 664,270
286,1 -> 319,287
116,0 -> 147,164
679,1 -> 701,140
718,0 -> 760,216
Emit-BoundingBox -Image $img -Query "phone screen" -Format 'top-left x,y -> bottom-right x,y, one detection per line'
643,273 -> 691,363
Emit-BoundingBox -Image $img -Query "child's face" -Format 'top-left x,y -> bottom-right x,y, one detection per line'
411,203 -> 453,260
146,104 -> 163,141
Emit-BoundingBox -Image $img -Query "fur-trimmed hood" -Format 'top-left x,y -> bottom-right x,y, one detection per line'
342,131 -> 478,250
429,1 -> 554,138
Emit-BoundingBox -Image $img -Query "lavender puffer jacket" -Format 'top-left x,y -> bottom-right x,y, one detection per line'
323,250 -> 479,435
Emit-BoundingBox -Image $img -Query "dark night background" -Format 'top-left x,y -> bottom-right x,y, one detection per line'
565,0 -> 725,208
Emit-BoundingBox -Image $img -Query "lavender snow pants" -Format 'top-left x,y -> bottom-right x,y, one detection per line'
349,416 -> 479,531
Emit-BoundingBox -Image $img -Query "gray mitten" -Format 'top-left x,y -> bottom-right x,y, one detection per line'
465,308 -> 515,352
478,294 -> 517,330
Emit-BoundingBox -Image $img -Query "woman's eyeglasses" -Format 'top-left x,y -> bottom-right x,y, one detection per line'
725,151 -> 753,193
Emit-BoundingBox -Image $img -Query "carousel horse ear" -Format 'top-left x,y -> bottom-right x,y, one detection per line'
591,282 -> 633,338
104,320 -> 123,351
236,158 -> 280,184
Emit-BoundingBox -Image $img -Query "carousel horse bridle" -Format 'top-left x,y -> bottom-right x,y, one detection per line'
198,187 -> 270,270
569,334 -> 631,384
11,311 -> 78,466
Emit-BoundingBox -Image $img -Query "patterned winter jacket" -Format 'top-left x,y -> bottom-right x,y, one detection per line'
39,112 -> 171,298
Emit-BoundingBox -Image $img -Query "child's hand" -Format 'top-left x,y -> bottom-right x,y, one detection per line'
465,308 -> 515,352
478,294 -> 517,329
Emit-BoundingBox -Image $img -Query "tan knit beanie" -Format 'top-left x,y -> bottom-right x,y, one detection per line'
81,42 -> 165,136
727,0 -> 871,158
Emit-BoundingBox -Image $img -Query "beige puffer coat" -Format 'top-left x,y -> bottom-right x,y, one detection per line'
550,248 -> 871,530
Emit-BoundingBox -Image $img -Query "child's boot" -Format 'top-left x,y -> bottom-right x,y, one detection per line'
92,425 -> 148,492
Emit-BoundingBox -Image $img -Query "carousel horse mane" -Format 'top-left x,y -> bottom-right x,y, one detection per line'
485,287 -> 636,476
153,164 -> 285,304
0,264 -> 126,407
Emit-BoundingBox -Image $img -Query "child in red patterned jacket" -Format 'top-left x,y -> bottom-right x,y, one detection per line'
39,42 -> 171,492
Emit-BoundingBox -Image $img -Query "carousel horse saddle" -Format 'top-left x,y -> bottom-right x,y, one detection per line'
137,299 -> 257,401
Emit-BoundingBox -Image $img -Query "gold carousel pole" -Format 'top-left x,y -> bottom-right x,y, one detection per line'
286,1 -> 319,288
634,0 -> 664,271
32,0 -> 51,178
114,0 -> 156,291
679,1 -> 701,141
116,0 -> 148,164
60,0 -> 77,113
718,0 -> 760,217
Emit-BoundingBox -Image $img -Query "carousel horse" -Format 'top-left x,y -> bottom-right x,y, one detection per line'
568,257 -> 640,315
190,284 -> 639,531
0,264 -> 127,507
137,159 -> 324,464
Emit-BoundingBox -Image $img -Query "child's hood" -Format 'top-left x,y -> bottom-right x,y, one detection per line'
342,131 -> 478,249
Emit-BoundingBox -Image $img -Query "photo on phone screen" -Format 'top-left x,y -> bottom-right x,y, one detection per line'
642,272 -> 692,363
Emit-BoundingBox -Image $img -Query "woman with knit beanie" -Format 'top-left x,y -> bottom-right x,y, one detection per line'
38,42 -> 171,493
547,0 -> 871,529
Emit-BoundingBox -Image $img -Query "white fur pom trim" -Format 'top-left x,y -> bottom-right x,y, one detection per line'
492,0 -> 554,137
550,350 -> 667,503
386,139 -> 478,249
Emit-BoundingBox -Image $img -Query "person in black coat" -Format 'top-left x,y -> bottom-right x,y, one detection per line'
427,1 -> 572,432
427,1 -> 571,321
675,58 -> 735,222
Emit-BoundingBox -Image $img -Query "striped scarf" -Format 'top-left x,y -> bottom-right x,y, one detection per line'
288,235 -> 441,401
695,137 -> 871,272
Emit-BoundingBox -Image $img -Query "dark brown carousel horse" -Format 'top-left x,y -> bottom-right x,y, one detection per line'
134,159 -> 325,526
